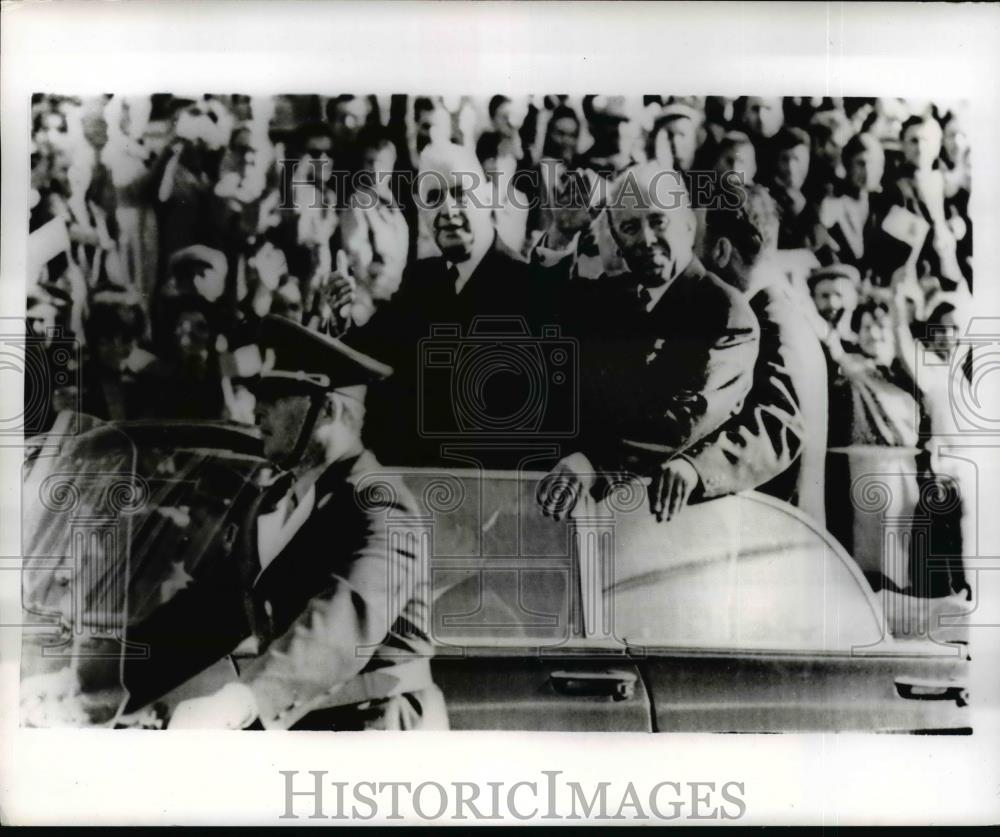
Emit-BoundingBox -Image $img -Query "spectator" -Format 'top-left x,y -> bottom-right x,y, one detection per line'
891,284 -> 974,597
768,127 -> 821,250
885,115 -> 966,288
522,104 -> 581,244
647,104 -> 709,209
413,96 -> 450,155
824,295 -> 927,591
735,96 -> 784,185
647,104 -> 702,175
713,131 -> 757,186
577,95 -> 641,179
325,94 -> 373,178
818,133 -> 892,278
278,121 -> 340,295
476,130 -> 529,255
806,264 -> 862,359
804,108 -> 852,203
831,299 -> 920,448
144,293 -> 226,420
339,126 -> 409,326
79,290 -> 153,421
152,99 -> 229,280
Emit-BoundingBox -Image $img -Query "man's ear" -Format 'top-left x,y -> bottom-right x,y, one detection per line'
713,236 -> 734,270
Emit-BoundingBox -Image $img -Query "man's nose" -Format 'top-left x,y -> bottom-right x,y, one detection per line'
440,194 -> 463,218
642,222 -> 659,247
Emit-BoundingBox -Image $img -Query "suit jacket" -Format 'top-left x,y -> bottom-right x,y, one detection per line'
571,256 -> 760,474
354,235 -> 565,469
236,449 -> 433,729
681,278 -> 829,525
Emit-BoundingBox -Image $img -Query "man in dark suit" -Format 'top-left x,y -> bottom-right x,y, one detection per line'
538,162 -> 760,518
169,315 -> 444,730
355,141 -> 558,470
648,186 -> 828,526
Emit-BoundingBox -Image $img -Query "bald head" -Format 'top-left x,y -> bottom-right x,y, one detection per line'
416,141 -> 495,263
607,163 -> 695,286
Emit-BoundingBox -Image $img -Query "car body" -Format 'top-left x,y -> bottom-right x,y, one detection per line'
19,422 -> 970,732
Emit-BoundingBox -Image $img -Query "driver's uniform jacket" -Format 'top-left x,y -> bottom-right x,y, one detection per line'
238,449 -> 442,730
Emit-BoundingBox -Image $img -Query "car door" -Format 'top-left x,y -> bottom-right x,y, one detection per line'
605,491 -> 970,733
401,469 -> 654,732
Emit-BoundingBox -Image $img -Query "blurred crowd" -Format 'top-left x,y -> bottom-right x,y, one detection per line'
26,92 -> 975,597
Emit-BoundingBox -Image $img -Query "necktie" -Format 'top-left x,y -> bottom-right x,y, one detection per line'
636,284 -> 652,311
446,263 -> 461,296
282,485 -> 300,525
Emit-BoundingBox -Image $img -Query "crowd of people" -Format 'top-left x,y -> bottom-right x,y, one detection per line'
27,92 -> 974,600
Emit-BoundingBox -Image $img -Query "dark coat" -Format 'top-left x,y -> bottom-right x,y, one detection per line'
354,235 -> 567,469
681,279 -> 828,525
569,256 -> 761,475
236,449 -> 436,729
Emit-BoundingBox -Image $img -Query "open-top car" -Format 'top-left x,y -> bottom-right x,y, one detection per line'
20,420 -> 971,732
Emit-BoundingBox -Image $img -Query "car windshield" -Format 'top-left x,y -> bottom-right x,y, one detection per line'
22,422 -> 268,633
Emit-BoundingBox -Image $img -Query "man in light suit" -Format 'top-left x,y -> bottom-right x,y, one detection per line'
538,162 -> 760,518
169,315 -> 445,730
649,186 -> 828,526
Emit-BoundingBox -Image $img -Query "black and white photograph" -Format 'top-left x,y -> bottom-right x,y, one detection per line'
2,0 -> 999,827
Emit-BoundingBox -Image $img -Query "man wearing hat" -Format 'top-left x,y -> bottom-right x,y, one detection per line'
807,263 -> 863,360
577,95 -> 642,180
648,103 -> 703,175
170,315 -> 444,730
165,244 -> 229,303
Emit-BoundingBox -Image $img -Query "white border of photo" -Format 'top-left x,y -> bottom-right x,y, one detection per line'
2,0 -> 999,826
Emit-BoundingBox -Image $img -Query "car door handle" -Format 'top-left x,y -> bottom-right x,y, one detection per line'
895,677 -> 968,707
550,669 -> 637,701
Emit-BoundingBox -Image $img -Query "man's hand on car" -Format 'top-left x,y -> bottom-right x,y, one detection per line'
649,457 -> 700,523
537,452 -> 596,522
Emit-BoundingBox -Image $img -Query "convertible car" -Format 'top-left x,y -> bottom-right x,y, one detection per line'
19,419 -> 971,732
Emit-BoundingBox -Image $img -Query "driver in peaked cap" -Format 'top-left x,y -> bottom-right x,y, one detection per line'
169,315 -> 446,730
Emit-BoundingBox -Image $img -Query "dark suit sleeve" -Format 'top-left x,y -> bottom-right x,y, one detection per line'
680,289 -> 805,498
237,486 -> 423,727
609,280 -> 760,470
